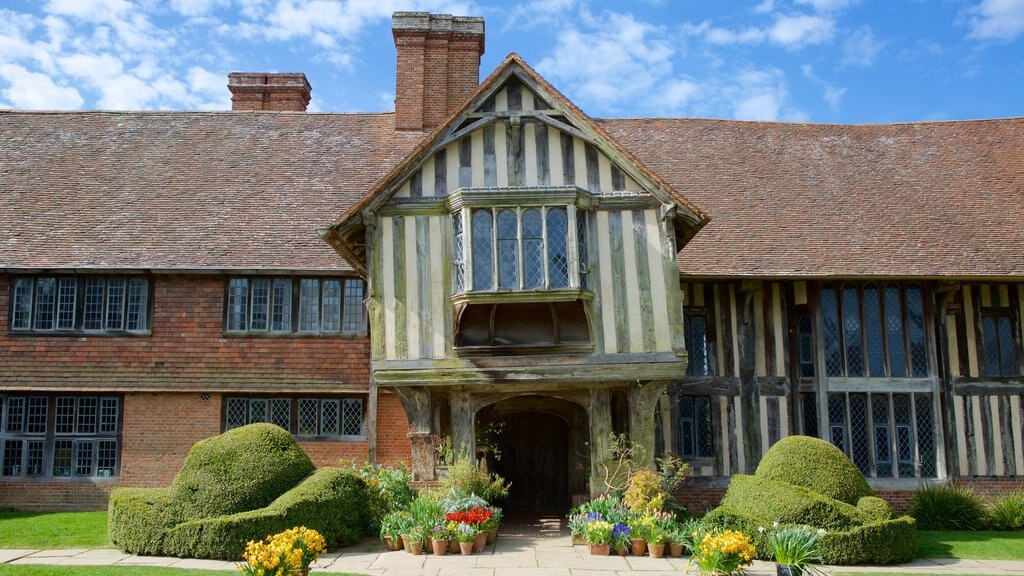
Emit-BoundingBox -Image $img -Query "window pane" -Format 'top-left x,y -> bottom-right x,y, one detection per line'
12,277 -> 34,330
849,394 -> 870,475
271,279 -> 292,332
453,212 -> 465,293
863,285 -> 885,377
801,393 -> 818,438
872,395 -> 892,477
76,440 -> 96,476
97,440 -> 117,477
298,279 -> 320,332
321,400 -> 339,435
57,277 -> 77,329
271,399 -> 291,431
842,284 -> 863,377
982,316 -> 1001,377
5,398 -> 25,433
342,279 -> 365,333
915,395 -> 936,478
905,284 -> 928,377
695,397 -> 714,458
321,280 -> 341,332
821,284 -> 842,377
27,397 -> 47,434
522,209 -> 544,289
471,209 -> 494,290
678,396 -> 694,458
497,209 -> 519,289
125,278 -> 149,331
998,317 -> 1017,377
885,284 -> 907,378
249,399 -> 269,423
55,397 -> 76,434
77,397 -> 98,434
576,211 -> 588,289
100,398 -> 119,434
105,278 -> 126,330
297,400 -> 318,436
546,207 -> 569,288
798,315 -> 815,378
84,278 -> 106,330
684,314 -> 708,376
828,394 -> 846,451
893,394 -> 914,477
225,398 -> 247,429
33,277 -> 56,330
342,399 -> 363,436
250,278 -> 270,331
227,279 -> 249,331
26,440 -> 44,476
52,440 -> 74,477
3,440 -> 23,476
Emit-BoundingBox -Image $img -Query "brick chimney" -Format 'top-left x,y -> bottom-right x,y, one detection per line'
392,12 -> 485,131
227,73 -> 311,112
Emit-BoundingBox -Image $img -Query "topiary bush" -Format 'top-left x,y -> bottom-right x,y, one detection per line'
166,423 -> 315,522
108,488 -> 174,555
163,467 -> 371,560
856,496 -> 894,521
910,483 -> 987,530
818,515 -> 918,564
718,475 -> 868,531
755,436 -> 872,505
987,490 -> 1024,531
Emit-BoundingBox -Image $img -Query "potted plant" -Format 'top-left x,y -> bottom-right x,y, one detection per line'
402,525 -> 426,555
430,524 -> 449,556
485,506 -> 502,544
239,526 -> 327,576
628,515 -> 653,556
668,525 -> 686,558
768,525 -> 824,576
611,523 -> 631,557
584,520 -> 613,556
567,511 -> 590,545
647,524 -> 669,558
454,523 -> 478,555
687,528 -> 756,576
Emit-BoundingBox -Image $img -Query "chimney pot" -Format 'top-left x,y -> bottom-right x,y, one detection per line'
228,73 -> 312,112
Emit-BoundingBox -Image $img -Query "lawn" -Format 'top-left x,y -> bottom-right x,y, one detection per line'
0,511 -> 110,549
917,530 -> 1024,560
0,567 -> 236,576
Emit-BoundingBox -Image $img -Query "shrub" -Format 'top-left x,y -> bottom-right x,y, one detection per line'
718,475 -> 868,531
167,423 -> 315,522
623,468 -> 665,516
910,484 -> 987,530
755,436 -> 872,505
987,490 -> 1024,531
108,488 -> 174,555
340,460 -> 416,529
438,457 -> 509,503
163,467 -> 370,560
856,496 -> 894,521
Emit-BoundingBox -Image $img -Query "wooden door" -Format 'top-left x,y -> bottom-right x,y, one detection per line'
494,412 -> 569,513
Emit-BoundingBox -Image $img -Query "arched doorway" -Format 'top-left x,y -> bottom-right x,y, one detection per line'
476,395 -> 588,514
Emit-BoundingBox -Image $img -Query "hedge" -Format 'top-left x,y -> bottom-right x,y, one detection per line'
719,474 -> 869,531
108,488 -> 174,555
703,506 -> 918,565
166,423 -> 315,522
856,495 -> 895,521
755,435 -> 872,505
163,467 -> 371,560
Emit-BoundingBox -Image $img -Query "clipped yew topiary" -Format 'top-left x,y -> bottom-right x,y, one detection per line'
166,423 -> 315,522
856,495 -> 895,521
108,488 -> 174,555
755,435 -> 872,505
718,474 -> 868,531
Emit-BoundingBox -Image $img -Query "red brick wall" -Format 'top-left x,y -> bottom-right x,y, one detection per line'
0,274 -> 369,391
376,392 -> 413,465
0,481 -> 116,511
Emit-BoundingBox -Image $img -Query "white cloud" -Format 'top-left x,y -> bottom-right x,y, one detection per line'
794,0 -> 859,12
505,0 -> 576,29
731,69 -> 790,121
683,13 -> 835,49
58,53 -> 159,109
966,0 -> 1024,41
0,63 -> 84,109
170,0 -> 231,17
801,64 -> 845,112
842,27 -> 883,66
754,0 -> 775,14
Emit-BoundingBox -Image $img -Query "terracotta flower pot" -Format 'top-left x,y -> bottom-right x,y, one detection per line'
648,543 -> 666,558
588,543 -> 611,556
449,538 -> 459,553
473,531 -> 487,552
486,526 -> 498,544
382,535 -> 401,551
669,542 -> 684,558
431,538 -> 448,556
406,539 -> 423,556
630,538 -> 647,556
570,534 -> 587,546
615,545 -> 627,556
460,541 -> 474,556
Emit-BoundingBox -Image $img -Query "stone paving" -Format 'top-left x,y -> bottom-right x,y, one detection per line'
3,516 -> 1024,575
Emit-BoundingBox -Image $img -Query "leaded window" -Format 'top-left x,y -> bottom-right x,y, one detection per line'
0,395 -> 121,479
455,205 -> 586,293
821,282 -> 929,379
9,276 -> 149,334
827,392 -> 936,479
224,396 -> 365,439
683,311 -> 709,377
981,312 -> 1018,377
225,277 -> 366,335
678,396 -> 714,459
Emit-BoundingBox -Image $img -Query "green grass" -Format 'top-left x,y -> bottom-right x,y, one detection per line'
0,511 -> 111,549
917,530 -> 1024,560
0,567 -> 236,576
837,574 -> 993,576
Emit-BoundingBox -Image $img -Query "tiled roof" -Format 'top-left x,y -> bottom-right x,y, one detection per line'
601,117 -> 1024,278
0,111 -> 421,272
2,110 -> 1021,278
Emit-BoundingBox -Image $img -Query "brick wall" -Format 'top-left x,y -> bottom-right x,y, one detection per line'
0,274 -> 370,391
0,481 -> 116,511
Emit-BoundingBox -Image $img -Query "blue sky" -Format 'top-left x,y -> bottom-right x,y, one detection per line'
0,0 -> 1021,123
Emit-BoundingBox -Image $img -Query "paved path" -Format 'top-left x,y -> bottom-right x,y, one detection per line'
3,516 -> 1024,575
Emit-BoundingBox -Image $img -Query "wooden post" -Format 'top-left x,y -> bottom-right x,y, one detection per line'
629,381 -> 669,469
367,378 -> 378,464
451,391 -> 476,460
589,387 -> 612,498
395,386 -> 434,481
738,281 -> 764,471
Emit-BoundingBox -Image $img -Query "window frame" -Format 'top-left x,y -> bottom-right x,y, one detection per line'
222,395 -> 366,441
676,395 -> 715,461
222,276 -> 366,337
979,306 -> 1020,378
682,307 -> 715,377
8,275 -> 152,336
1,394 -> 122,481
